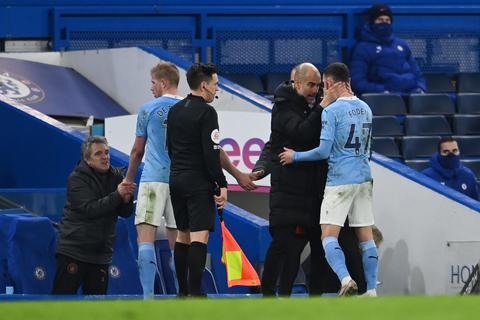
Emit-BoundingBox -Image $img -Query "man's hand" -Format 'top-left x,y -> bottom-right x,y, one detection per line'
214,187 -> 228,209
279,147 -> 295,166
320,82 -> 344,108
249,170 -> 264,181
118,180 -> 136,203
235,172 -> 258,191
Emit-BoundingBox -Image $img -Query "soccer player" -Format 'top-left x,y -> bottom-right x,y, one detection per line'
279,62 -> 378,297
125,62 -> 183,298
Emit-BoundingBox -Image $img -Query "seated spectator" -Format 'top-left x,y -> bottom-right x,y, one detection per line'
422,137 -> 479,200
350,4 -> 426,95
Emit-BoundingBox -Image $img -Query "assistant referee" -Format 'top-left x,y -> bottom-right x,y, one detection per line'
166,63 -> 227,297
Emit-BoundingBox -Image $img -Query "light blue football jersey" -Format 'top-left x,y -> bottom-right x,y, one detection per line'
136,94 -> 182,183
320,96 -> 373,186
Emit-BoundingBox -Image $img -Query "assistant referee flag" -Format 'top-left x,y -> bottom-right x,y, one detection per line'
221,221 -> 261,287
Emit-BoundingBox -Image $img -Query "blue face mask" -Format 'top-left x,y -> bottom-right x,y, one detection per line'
371,23 -> 393,39
438,154 -> 460,170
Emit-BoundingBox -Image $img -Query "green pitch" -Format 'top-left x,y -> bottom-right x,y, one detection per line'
2,296 -> 479,320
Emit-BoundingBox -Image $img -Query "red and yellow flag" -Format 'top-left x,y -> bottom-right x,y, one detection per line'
221,221 -> 261,287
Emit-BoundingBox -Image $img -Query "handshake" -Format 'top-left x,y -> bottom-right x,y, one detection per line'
118,180 -> 137,203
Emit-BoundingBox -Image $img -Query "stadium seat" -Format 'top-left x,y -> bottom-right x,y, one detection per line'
372,116 -> 403,137
264,73 -> 290,94
107,217 -> 142,295
456,93 -> 480,114
372,137 -> 401,158
202,267 -> 219,294
224,73 -> 265,93
453,136 -> 480,157
408,94 -> 455,115
360,93 -> 406,115
404,115 -> 452,136
404,159 -> 430,172
423,73 -> 455,93
6,215 -> 57,294
457,73 -> 480,93
461,160 -> 480,180
401,136 -> 441,160
452,115 -> 480,135
154,239 -> 177,295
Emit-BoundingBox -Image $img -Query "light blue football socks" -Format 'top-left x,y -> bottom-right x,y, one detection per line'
359,240 -> 378,291
138,242 -> 157,299
322,236 -> 350,282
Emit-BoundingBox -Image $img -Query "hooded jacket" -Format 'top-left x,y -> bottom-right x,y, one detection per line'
56,160 -> 134,265
350,23 -> 426,95
269,81 -> 328,227
422,153 -> 479,200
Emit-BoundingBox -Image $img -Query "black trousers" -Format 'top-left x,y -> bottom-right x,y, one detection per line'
261,225 -> 366,296
52,254 -> 109,295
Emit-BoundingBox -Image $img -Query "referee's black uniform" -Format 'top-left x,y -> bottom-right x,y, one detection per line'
167,93 -> 227,296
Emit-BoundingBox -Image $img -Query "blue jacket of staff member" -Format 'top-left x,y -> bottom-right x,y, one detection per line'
350,23 -> 426,95
422,152 -> 479,200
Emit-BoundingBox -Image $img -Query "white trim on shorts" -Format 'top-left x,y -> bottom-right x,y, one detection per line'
135,182 -> 176,228
320,180 -> 374,227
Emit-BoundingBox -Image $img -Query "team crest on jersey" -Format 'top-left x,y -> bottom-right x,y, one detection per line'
109,265 -> 121,278
0,71 -> 45,104
34,266 -> 46,280
397,45 -> 404,52
211,129 -> 220,144
376,46 -> 382,53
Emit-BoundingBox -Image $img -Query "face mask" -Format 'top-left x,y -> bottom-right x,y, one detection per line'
371,23 -> 393,39
438,153 -> 460,170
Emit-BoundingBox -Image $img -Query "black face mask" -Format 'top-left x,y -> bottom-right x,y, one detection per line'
438,153 -> 461,170
371,23 -> 393,39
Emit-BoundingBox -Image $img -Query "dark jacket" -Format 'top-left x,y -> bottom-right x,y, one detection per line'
422,153 -> 479,200
56,160 -> 134,265
350,23 -> 426,95
269,81 -> 328,227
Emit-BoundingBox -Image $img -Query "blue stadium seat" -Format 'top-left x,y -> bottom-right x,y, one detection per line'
423,73 -> 455,93
404,159 -> 430,172
202,267 -> 219,294
461,160 -> 480,180
408,94 -> 455,115
402,136 -> 441,160
360,93 -> 406,115
404,115 -> 452,136
457,73 -> 480,93
154,239 -> 177,295
372,116 -> 403,137
6,215 -> 57,294
264,73 -> 290,94
224,73 -> 265,93
372,137 -> 401,158
453,136 -> 480,157
452,115 -> 480,135
456,93 -> 480,114
107,217 -> 142,295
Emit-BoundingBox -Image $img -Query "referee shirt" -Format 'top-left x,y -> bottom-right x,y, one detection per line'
167,94 -> 227,188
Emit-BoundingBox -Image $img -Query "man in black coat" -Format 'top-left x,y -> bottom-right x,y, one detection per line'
52,136 -> 135,295
259,63 -> 366,296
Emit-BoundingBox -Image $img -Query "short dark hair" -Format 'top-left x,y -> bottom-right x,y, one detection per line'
438,136 -> 457,152
82,136 -> 108,160
323,62 -> 350,83
186,63 -> 217,90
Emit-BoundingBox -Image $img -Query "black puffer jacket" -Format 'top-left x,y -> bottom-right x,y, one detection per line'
56,160 -> 133,265
269,81 -> 328,227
